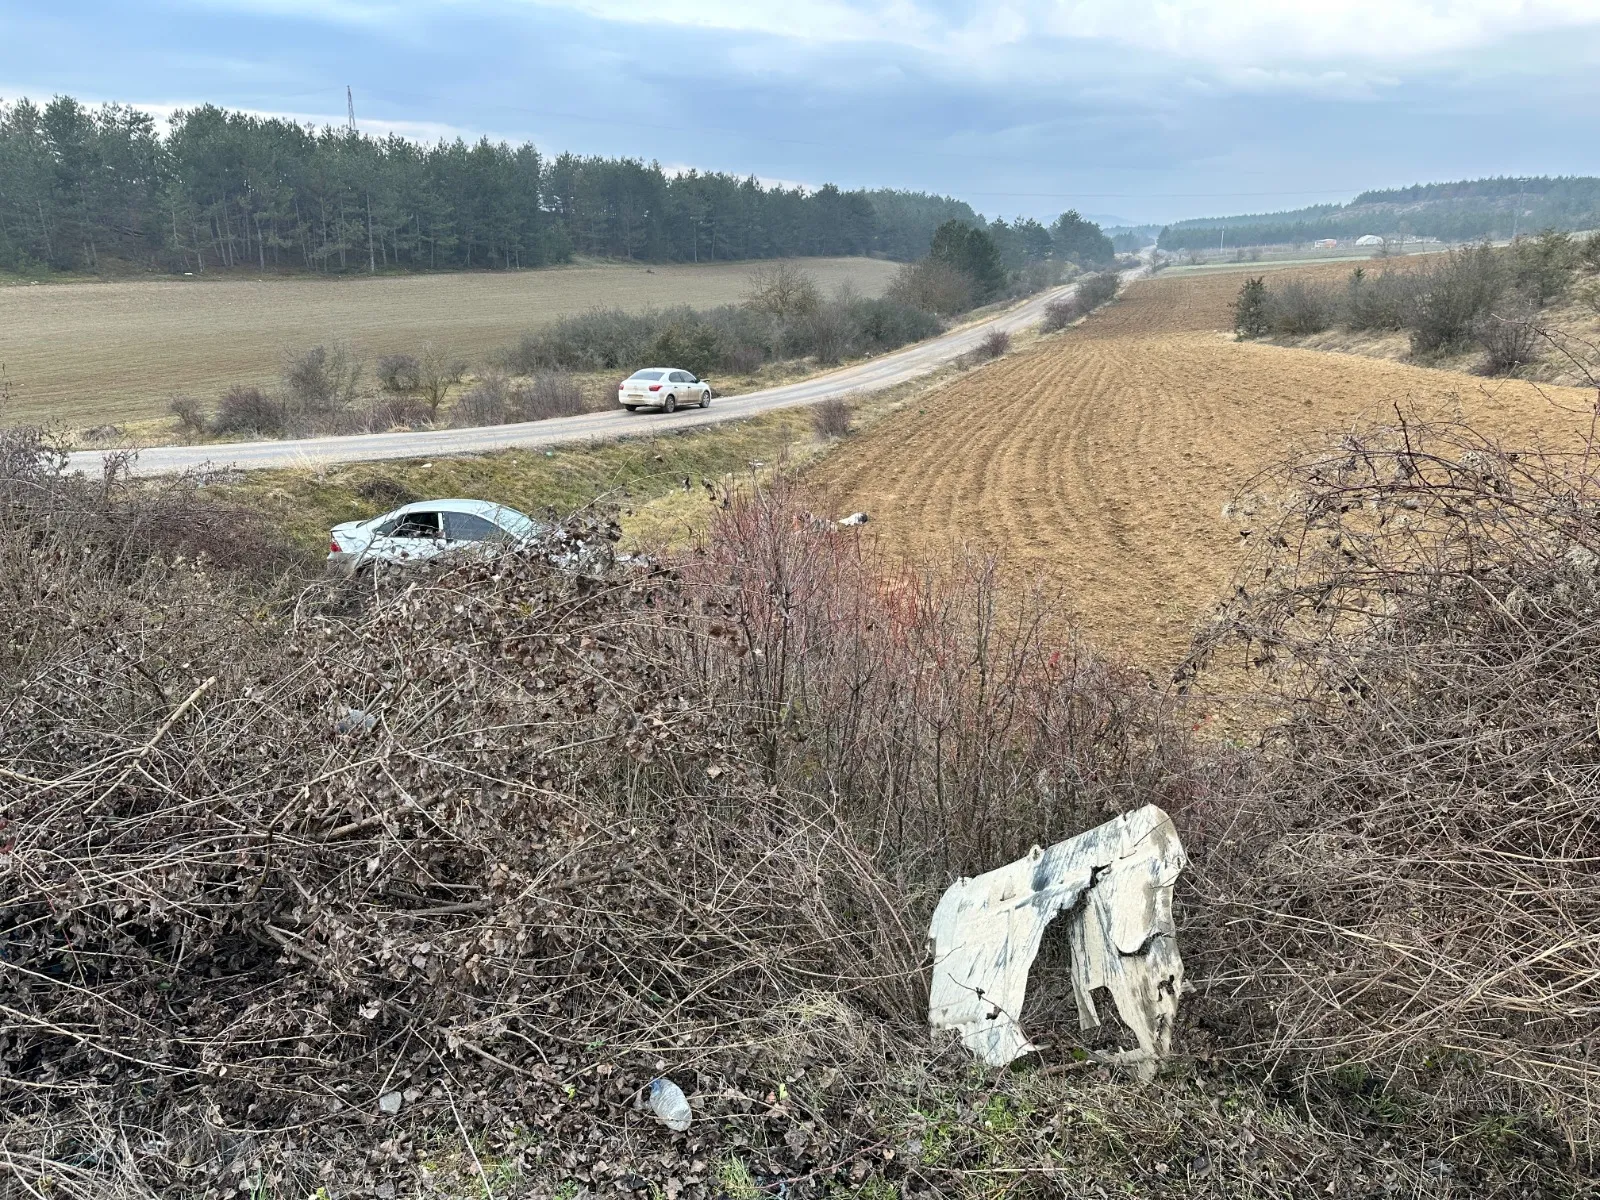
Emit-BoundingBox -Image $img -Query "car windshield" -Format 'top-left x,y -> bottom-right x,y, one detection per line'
627,370 -> 665,381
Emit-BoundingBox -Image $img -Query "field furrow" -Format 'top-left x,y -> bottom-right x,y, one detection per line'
811,272 -> 1599,671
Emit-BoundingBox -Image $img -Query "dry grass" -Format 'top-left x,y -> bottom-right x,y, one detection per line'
1184,418 -> 1600,1158
808,269 -> 1598,676
7,415 -> 1600,1195
0,449 -> 1223,1197
0,257 -> 898,427
217,407 -> 821,552
1294,282 -> 1600,386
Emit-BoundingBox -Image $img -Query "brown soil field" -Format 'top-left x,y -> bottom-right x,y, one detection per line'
809,269 -> 1599,676
0,257 -> 898,426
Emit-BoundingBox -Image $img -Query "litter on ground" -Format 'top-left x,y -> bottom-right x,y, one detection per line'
926,804 -> 1187,1080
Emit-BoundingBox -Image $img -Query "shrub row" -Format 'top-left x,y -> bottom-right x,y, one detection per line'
168,340 -> 580,439
502,295 -> 942,378
447,370 -> 590,428
1041,270 -> 1121,332
1233,233 -> 1586,373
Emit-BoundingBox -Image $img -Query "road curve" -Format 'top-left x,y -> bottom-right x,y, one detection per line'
67,273 -> 1115,477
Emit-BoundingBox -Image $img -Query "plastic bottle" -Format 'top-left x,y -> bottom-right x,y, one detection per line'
647,1076 -> 692,1132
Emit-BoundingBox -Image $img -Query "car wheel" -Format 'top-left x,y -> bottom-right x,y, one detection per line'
699,388 -> 711,408
663,394 -> 678,414
624,404 -> 638,411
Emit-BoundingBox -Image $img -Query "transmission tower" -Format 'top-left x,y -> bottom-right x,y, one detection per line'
346,86 -> 357,134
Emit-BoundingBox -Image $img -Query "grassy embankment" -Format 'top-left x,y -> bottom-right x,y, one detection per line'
207,289 -> 1071,554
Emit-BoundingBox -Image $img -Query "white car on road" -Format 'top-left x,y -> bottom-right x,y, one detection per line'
618,367 -> 713,413
327,498 -> 548,576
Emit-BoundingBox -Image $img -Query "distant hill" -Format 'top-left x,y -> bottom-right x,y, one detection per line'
1158,177 -> 1600,252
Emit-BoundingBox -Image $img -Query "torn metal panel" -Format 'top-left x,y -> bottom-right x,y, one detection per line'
926,804 -> 1187,1081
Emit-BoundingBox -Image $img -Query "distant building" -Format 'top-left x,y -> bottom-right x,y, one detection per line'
1355,234 -> 1385,246
1315,238 -> 1338,249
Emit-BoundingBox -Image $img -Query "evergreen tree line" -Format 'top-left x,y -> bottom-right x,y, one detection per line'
1158,176 -> 1600,252
0,94 -> 995,275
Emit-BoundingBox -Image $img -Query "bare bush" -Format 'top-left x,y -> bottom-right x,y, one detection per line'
743,261 -> 821,319
1185,419 -> 1600,1151
514,370 -> 588,421
417,342 -> 466,418
283,341 -> 363,410
167,394 -> 206,436
447,372 -> 509,427
0,459 -> 1217,1193
886,257 -> 974,316
441,371 -> 588,428
1074,270 -> 1120,312
209,384 -> 286,437
1409,242 -> 1505,355
727,342 -> 765,374
1267,278 -> 1337,335
974,328 -> 1010,360
648,321 -> 725,377
354,394 -> 433,432
811,395 -> 851,439
1475,303 -> 1540,374
376,352 -> 422,393
791,303 -> 851,364
1342,265 -> 1415,331
1041,295 -> 1081,332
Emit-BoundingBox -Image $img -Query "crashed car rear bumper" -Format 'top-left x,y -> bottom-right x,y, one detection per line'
325,550 -> 359,576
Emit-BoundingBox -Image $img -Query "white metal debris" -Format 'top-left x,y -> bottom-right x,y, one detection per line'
926,804 -> 1187,1081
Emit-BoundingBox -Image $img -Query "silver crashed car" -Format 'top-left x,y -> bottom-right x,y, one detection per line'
326,498 -> 549,577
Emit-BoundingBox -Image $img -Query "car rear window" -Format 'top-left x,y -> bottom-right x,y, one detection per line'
627,370 -> 665,381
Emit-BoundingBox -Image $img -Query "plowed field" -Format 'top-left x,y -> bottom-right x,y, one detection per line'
810,270 -> 1597,673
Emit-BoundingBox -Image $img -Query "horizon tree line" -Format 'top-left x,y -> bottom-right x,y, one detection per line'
0,94 -> 1113,278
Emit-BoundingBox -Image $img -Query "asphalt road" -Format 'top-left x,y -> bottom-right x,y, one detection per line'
66,273 -> 1117,477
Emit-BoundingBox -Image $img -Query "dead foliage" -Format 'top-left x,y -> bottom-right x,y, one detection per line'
974,329 -> 1010,360
1040,295 -> 1081,332
1183,414 -> 1600,1162
811,395 -> 852,439
0,457 -> 1212,1196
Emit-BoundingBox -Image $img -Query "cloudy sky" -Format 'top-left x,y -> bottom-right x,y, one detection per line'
3,0 -> 1598,224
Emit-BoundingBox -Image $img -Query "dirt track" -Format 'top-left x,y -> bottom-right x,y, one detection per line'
810,271 -> 1598,672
